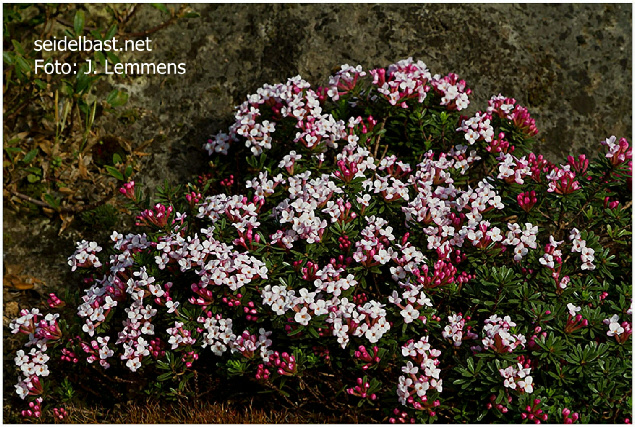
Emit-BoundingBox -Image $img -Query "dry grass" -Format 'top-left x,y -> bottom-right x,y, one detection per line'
4,393 -> 371,424
50,398 -> 363,424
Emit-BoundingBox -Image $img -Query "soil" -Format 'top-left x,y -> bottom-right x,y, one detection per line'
2,2 -> 632,409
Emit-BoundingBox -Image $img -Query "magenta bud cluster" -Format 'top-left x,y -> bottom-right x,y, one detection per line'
119,180 -> 136,200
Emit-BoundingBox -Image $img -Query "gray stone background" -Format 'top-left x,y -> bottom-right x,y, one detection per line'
3,3 -> 632,306
110,3 -> 632,192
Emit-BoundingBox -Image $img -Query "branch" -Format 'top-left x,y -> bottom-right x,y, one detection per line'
372,117 -> 388,159
6,185 -> 117,213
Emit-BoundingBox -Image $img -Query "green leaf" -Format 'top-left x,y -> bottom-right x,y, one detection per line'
90,29 -> 103,41
184,11 -> 201,18
307,327 -> 319,339
44,193 -> 60,210
124,165 -> 133,178
106,50 -> 120,64
104,24 -> 118,41
112,153 -> 122,165
22,148 -> 38,164
3,51 -> 15,66
495,388 -> 506,404
74,10 -> 85,36
157,372 -> 172,382
11,39 -> 26,56
151,3 -> 169,13
105,165 -> 124,181
74,64 -> 97,94
15,55 -> 31,74
27,174 -> 41,183
106,89 -> 128,107
4,146 -> 22,162
287,326 -> 304,336
34,79 -> 47,90
94,50 -> 106,66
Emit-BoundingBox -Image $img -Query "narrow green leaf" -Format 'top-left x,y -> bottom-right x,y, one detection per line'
34,79 -> 47,90
106,89 -> 128,107
105,165 -> 124,181
287,326 -> 304,336
94,50 -> 106,66
15,55 -> 31,73
3,51 -> 15,66
74,10 -> 85,36
90,29 -> 103,41
11,39 -> 25,56
106,50 -> 120,64
151,3 -> 169,13
157,372 -> 172,382
22,148 -> 38,164
105,24 -> 118,41
4,146 -> 22,162
44,193 -> 60,210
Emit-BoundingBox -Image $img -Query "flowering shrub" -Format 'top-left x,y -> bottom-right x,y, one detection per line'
8,58 -> 632,423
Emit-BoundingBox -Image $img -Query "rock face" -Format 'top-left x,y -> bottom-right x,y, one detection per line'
107,3 -> 631,193
3,4 -> 632,303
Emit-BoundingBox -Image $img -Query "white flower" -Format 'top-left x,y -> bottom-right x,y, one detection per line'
21,363 -> 36,376
165,300 -> 179,314
400,304 -> 420,324
82,321 -> 95,337
567,303 -> 581,316
15,379 -> 29,399
294,307 -> 311,326
373,249 -> 391,264
413,380 -> 430,397
126,358 -> 141,372
14,350 -> 28,367
33,364 -> 50,377
401,361 -> 419,374
518,375 -> 534,393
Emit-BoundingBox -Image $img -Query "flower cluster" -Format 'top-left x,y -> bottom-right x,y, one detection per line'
562,407 -> 580,424
521,398 -> 549,423
604,314 -> 632,344
430,72 -> 471,111
487,94 -> 538,137
539,236 -> 569,290
602,136 -> 632,167
441,313 -> 477,347
370,58 -> 432,107
324,64 -> 367,101
476,315 -> 526,354
569,228 -> 596,271
67,240 -> 102,271
8,59 -> 631,424
397,337 -> 442,415
499,362 -> 534,393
